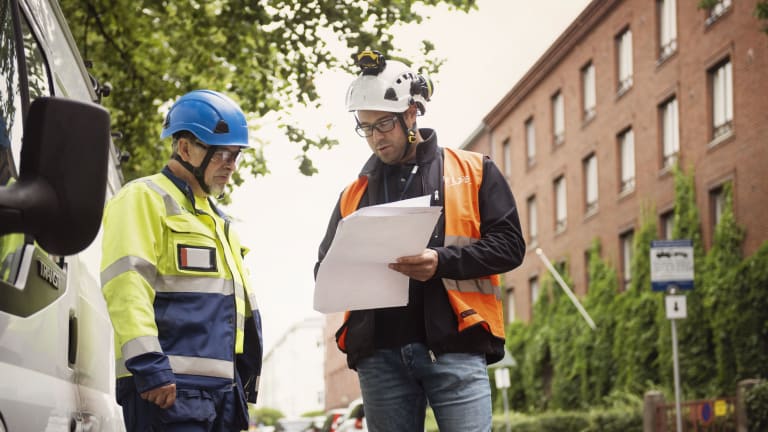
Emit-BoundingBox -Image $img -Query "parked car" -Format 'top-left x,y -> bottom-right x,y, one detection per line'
336,398 -> 367,432
275,417 -> 313,432
320,408 -> 347,432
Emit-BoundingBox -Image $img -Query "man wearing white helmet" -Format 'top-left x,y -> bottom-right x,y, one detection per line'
316,51 -> 525,431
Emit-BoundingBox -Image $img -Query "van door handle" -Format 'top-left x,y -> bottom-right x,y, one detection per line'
68,314 -> 78,365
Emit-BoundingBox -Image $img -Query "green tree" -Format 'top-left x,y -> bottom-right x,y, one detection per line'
612,207 -> 661,394
250,406 -> 283,426
582,239 -> 619,405
59,0 -> 476,186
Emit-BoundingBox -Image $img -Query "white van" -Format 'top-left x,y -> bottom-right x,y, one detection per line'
0,0 -> 125,430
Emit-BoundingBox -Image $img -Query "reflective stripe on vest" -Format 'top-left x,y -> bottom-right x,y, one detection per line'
442,148 -> 504,339
335,148 -> 505,352
105,176 -> 249,379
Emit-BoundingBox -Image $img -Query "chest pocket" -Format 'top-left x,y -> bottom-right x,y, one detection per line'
165,215 -> 220,274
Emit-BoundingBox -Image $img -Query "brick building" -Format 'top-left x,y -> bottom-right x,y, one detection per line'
322,0 -> 768,408
464,0 -> 767,322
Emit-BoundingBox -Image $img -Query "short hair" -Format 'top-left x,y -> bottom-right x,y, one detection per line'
171,131 -> 197,157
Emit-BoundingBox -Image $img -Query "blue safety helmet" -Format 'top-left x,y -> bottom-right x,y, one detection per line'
161,90 -> 249,147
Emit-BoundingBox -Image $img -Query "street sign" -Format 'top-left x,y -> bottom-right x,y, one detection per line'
650,239 -> 694,291
494,367 -> 510,389
665,295 -> 687,320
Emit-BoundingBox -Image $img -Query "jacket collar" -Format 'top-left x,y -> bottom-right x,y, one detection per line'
161,165 -> 227,219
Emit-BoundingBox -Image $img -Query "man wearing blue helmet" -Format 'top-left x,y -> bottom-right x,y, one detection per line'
101,90 -> 263,431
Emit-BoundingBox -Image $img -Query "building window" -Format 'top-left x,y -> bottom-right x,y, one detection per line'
619,128 -> 635,193
527,195 -> 538,246
505,287 -> 516,323
709,185 -> 726,234
706,0 -> 732,26
616,28 -> 633,95
584,250 -> 591,293
554,175 -> 567,232
710,59 -> 733,140
529,276 -> 540,307
525,117 -> 536,166
552,91 -> 565,145
581,62 -> 596,121
660,210 -> 675,240
502,138 -> 512,178
658,0 -> 677,61
620,230 -> 634,291
660,97 -> 680,168
584,153 -> 598,214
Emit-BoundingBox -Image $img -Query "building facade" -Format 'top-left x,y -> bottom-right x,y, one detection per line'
258,316 -> 326,418
463,0 -> 767,322
322,312 -> 361,410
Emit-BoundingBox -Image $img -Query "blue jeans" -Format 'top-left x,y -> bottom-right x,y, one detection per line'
356,343 -> 492,432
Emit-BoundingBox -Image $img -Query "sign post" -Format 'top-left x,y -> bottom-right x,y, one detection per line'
490,349 -> 516,432
651,240 -> 694,432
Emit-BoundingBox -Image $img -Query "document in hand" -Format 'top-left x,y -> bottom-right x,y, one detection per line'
314,195 -> 442,313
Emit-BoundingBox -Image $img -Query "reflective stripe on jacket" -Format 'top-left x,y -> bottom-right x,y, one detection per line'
101,171 -> 262,395
336,147 -> 505,352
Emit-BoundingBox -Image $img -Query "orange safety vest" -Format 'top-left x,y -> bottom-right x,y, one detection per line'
336,148 -> 505,352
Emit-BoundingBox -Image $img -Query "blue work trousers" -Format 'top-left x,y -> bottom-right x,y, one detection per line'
116,377 -> 247,432
356,343 -> 492,432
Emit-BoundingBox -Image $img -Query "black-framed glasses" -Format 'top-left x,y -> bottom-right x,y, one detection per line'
193,140 -> 242,164
355,115 -> 398,137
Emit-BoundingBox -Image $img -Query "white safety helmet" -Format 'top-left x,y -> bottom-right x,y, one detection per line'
345,51 -> 433,115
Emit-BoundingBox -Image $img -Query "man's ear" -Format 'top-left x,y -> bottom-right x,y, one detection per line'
404,104 -> 418,124
177,137 -> 193,161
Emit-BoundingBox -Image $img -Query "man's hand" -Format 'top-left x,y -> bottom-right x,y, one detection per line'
389,249 -> 438,282
140,383 -> 177,409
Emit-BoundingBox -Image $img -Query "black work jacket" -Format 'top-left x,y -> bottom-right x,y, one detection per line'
315,129 -> 525,368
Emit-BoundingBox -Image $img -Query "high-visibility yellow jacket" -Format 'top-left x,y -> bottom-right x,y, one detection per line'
316,130 -> 525,368
101,167 -> 262,401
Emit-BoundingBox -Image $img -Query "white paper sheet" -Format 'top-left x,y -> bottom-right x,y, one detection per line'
314,195 -> 442,313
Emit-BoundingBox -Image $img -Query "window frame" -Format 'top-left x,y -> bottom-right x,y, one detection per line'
657,0 -> 678,62
527,194 -> 538,246
620,229 -> 634,291
581,62 -> 596,122
502,138 -> 512,178
710,58 -> 734,141
583,153 -> 598,215
616,27 -> 633,95
618,128 -> 635,194
660,96 -> 680,169
525,117 -> 536,167
554,175 -> 567,233
551,90 -> 565,146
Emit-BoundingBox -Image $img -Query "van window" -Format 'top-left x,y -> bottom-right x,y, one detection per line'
0,0 -> 53,287
0,0 -> 23,185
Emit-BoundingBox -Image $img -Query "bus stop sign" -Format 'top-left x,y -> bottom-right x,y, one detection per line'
650,240 -> 694,292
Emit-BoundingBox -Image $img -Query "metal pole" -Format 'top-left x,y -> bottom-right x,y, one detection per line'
535,248 -> 596,330
671,317 -> 683,432
501,387 -> 510,432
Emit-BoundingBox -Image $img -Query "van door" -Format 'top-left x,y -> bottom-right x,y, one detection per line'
0,1 -> 118,430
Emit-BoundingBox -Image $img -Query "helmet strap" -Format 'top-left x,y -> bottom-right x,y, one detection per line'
172,147 -> 216,195
395,114 -> 417,164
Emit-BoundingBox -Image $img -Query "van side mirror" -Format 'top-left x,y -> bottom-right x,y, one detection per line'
0,97 -> 111,255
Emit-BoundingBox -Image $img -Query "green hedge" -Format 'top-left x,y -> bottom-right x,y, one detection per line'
498,167 -> 768,418
491,406 -> 640,432
747,381 -> 768,432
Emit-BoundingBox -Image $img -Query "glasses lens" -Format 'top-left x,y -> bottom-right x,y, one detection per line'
355,124 -> 372,137
213,150 -> 241,164
374,116 -> 396,133
355,116 -> 397,137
